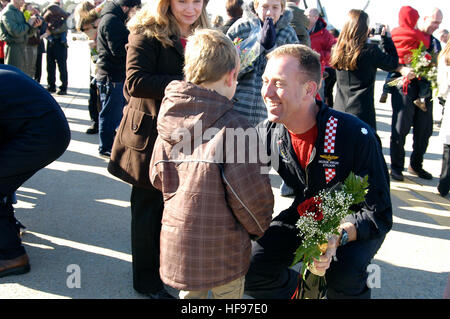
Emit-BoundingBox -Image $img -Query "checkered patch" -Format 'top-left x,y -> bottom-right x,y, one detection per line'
324,116 -> 338,154
324,116 -> 338,183
325,168 -> 336,183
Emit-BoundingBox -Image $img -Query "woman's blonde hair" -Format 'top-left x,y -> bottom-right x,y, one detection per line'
184,29 -> 238,85
439,40 -> 450,66
127,0 -> 210,48
330,9 -> 369,71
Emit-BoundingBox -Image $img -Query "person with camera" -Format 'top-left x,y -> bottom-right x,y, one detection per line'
0,0 -> 42,72
330,9 -> 398,132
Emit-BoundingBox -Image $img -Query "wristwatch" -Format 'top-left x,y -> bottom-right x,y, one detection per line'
340,229 -> 349,246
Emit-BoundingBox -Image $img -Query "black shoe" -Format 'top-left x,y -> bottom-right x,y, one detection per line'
147,288 -> 176,299
0,254 -> 30,278
408,165 -> 432,180
390,169 -> 404,181
437,185 -> 448,197
57,89 -> 67,95
99,151 -> 111,158
85,124 -> 98,134
47,87 -> 56,93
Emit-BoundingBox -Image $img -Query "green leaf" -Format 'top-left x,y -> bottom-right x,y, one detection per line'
342,172 -> 369,205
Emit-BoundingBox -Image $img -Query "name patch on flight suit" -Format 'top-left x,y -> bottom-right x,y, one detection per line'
323,116 -> 338,183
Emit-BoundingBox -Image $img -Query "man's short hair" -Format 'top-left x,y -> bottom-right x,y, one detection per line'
267,44 -> 321,85
226,0 -> 243,19
117,0 -> 141,8
184,29 -> 238,85
305,7 -> 320,17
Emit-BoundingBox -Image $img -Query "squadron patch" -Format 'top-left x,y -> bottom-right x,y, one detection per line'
323,116 -> 338,183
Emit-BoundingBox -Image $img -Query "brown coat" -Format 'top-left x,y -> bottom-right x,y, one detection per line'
107,33 -> 184,188
150,81 -> 274,290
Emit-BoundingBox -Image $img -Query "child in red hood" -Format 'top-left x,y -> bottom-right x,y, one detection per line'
391,6 -> 432,110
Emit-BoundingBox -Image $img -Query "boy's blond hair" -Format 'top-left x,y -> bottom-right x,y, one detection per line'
254,0 -> 286,11
184,29 -> 239,85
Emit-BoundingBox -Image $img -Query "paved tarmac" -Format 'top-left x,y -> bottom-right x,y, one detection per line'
0,34 -> 449,299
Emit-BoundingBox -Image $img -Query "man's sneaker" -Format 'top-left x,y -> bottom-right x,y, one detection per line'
85,124 -> 98,134
408,166 -> 432,180
0,254 -> 30,278
99,151 -> 111,158
390,169 -> 404,181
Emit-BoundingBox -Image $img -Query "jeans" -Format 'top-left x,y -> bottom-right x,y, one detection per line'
97,81 -> 126,153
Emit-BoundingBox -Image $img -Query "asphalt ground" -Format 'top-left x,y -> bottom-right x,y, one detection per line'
0,34 -> 449,299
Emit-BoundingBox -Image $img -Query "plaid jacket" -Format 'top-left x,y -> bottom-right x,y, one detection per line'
226,3 -> 298,127
150,81 -> 274,291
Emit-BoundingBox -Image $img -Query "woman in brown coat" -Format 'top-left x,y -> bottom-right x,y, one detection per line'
107,0 -> 209,299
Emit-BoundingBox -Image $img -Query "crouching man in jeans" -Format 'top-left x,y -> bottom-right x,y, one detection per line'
244,44 -> 393,299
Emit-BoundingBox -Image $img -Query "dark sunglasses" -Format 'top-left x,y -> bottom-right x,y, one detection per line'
80,24 -> 97,32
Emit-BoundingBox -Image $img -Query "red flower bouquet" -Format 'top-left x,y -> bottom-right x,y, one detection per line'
290,172 -> 369,299
291,172 -> 369,279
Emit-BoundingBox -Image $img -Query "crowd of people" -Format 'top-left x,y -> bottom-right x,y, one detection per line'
1,0 -> 449,300
0,0 -> 70,94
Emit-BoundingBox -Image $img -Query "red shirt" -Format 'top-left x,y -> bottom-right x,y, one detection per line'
289,124 -> 318,169
180,37 -> 187,48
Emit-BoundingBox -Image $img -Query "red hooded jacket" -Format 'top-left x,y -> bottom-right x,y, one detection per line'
391,6 -> 430,64
310,17 -> 336,69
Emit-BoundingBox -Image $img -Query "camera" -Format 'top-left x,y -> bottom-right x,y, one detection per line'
370,23 -> 384,36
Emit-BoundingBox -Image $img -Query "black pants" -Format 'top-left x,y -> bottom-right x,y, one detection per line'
88,76 -> 100,127
324,67 -> 336,108
46,41 -> 68,91
390,87 -> 433,173
0,110 -> 70,259
438,144 -> 450,196
35,50 -> 43,83
130,185 -> 164,294
244,207 -> 385,299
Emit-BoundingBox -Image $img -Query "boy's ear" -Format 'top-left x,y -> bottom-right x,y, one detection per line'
225,68 -> 237,87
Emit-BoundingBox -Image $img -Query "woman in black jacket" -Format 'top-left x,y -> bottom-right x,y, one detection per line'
330,9 -> 398,131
